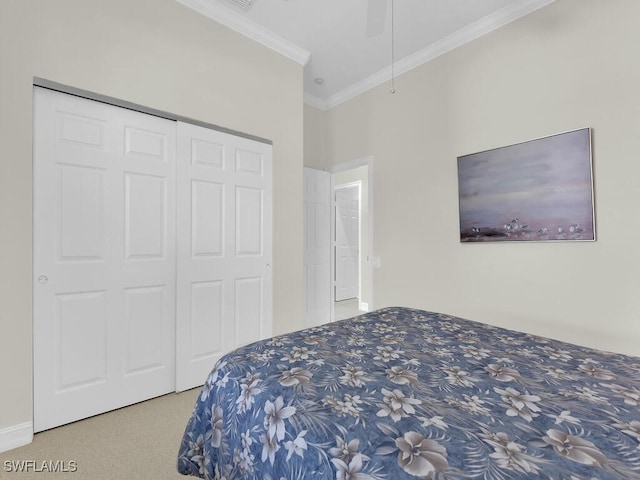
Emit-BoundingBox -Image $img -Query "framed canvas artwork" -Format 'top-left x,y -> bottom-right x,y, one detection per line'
457,128 -> 595,243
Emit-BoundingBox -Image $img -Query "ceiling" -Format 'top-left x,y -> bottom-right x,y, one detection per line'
177,0 -> 555,110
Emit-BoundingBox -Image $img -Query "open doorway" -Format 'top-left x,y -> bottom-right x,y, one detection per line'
331,157 -> 373,321
303,157 -> 374,327
334,182 -> 360,319
335,182 -> 360,302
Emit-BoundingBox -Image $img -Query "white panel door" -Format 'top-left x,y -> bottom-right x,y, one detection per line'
303,168 -> 331,327
335,184 -> 360,301
176,122 -> 272,391
33,88 -> 176,432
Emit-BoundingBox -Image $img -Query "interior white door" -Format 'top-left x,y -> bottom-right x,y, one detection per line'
33,88 -> 176,432
175,122 -> 273,391
303,168 -> 331,327
335,184 -> 360,301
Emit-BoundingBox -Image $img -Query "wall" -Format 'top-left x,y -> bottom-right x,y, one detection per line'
303,104 -> 327,169
0,0 -> 303,438
321,0 -> 640,356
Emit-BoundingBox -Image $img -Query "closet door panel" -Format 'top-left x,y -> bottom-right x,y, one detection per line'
176,122 -> 272,391
34,88 -> 176,432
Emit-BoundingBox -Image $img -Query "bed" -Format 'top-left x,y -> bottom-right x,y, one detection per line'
177,307 -> 640,479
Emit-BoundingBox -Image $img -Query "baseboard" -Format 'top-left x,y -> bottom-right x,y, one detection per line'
359,302 -> 369,312
0,422 -> 33,453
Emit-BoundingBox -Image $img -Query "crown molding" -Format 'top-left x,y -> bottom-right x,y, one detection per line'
176,0 -> 311,66
319,0 -> 557,110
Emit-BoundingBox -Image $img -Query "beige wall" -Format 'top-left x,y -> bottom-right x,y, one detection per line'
303,104 -> 327,169
320,0 -> 640,356
0,0 -> 303,432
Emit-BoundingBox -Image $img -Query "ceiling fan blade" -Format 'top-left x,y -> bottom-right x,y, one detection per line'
366,0 -> 387,37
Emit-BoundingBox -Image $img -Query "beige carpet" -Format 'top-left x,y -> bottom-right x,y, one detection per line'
0,388 -> 200,480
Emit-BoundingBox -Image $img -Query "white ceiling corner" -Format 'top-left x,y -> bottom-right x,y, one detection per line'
321,0 -> 557,110
177,0 -> 557,111
303,93 -> 328,112
175,0 -> 311,66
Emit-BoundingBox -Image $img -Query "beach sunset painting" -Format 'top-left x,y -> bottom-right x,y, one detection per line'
457,128 -> 595,242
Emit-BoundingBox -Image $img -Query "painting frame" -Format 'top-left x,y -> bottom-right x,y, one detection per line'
457,128 -> 595,243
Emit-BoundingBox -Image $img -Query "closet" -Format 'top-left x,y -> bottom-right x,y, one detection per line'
33,87 -> 272,431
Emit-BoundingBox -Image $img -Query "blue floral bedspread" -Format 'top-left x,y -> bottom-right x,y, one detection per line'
177,307 -> 640,479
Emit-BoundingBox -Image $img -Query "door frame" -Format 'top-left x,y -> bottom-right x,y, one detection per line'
34,77 -> 272,146
329,156 -> 374,321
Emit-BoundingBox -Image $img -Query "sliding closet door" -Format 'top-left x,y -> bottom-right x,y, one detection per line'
176,122 -> 272,391
33,88 -> 176,431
